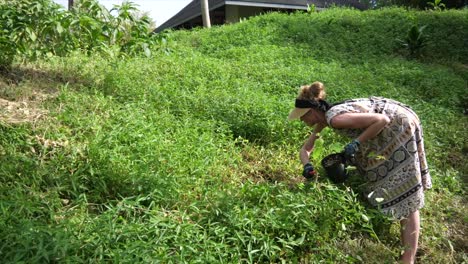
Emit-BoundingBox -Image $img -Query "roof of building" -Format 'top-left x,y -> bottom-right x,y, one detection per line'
156,0 -> 367,32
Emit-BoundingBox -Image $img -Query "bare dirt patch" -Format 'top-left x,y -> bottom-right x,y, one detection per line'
0,95 -> 49,124
0,66 -> 61,124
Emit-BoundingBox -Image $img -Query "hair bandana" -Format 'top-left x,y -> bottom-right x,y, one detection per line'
295,99 -> 331,112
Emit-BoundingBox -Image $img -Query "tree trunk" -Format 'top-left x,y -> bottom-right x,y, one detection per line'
201,0 -> 211,28
68,0 -> 74,11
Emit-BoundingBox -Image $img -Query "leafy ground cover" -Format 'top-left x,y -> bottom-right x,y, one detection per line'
0,6 -> 467,263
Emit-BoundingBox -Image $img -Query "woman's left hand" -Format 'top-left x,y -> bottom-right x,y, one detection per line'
344,139 -> 360,159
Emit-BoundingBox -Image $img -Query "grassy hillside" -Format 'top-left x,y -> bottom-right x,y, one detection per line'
0,7 -> 467,263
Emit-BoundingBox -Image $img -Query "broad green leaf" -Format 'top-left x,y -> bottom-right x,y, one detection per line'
26,27 -> 36,42
56,22 -> 64,34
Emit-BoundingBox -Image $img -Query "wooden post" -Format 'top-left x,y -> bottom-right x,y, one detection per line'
201,0 -> 211,28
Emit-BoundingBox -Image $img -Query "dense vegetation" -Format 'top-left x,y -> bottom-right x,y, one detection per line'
0,1 -> 467,263
0,0 -> 166,71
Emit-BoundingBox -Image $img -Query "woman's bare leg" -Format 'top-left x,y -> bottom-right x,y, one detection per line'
400,210 -> 420,264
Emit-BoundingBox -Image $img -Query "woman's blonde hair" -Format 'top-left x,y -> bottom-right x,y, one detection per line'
297,81 -> 326,101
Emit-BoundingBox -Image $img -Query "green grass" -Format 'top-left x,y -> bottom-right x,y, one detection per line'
0,7 -> 467,263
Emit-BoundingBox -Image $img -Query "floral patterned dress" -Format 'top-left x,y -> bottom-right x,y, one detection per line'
325,97 -> 432,219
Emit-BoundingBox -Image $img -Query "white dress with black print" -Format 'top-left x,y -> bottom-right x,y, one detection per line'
326,97 -> 432,219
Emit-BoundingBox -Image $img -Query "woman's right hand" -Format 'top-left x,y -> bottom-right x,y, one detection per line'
344,139 -> 360,159
302,163 -> 317,179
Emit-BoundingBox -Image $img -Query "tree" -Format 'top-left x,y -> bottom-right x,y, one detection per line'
360,0 -> 466,9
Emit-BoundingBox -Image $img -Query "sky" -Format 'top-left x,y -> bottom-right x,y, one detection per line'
53,0 -> 191,26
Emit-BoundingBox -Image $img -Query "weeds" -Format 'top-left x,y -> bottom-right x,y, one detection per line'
0,6 -> 467,263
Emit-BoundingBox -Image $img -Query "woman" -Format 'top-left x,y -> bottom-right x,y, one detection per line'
288,81 -> 432,264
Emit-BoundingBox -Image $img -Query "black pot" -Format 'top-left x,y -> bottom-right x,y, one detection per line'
321,153 -> 349,184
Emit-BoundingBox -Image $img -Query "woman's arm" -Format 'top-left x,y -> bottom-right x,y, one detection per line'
329,113 -> 390,143
300,123 -> 326,165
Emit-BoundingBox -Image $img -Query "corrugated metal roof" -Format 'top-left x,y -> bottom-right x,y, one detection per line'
156,0 -> 366,32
